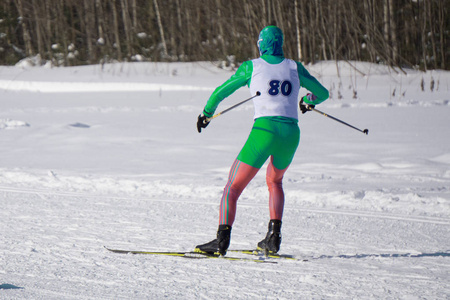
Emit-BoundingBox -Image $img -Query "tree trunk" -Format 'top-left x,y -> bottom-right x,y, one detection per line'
420,0 -> 427,71
389,0 -> 398,64
111,0 -> 122,60
383,0 -> 390,61
261,0 -> 267,25
216,0 -> 226,56
294,0 -> 302,61
267,0 -> 272,24
332,1 -> 338,61
363,0 -> 375,62
31,0 -> 44,60
56,0 -> 68,66
153,0 -> 168,57
427,0 -> 438,69
83,0 -> 95,64
14,0 -> 33,56
96,0 -> 105,42
437,0 -> 446,69
132,0 -> 138,30
176,0 -> 184,58
120,0 -> 133,58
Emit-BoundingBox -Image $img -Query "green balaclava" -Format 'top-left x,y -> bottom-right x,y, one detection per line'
257,25 -> 284,56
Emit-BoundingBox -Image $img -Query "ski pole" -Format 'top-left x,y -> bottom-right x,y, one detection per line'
206,91 -> 261,122
308,106 -> 369,135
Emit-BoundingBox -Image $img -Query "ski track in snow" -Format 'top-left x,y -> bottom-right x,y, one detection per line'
1,61 -> 449,299
1,188 -> 449,299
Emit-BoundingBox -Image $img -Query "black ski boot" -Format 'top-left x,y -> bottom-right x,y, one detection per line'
195,225 -> 231,256
257,219 -> 282,254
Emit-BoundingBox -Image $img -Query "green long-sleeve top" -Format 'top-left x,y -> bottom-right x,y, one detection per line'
203,55 -> 329,118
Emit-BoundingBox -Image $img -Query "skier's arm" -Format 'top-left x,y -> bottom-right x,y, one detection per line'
296,61 -> 329,105
202,61 -> 253,117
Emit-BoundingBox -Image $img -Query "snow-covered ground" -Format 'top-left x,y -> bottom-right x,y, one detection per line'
0,60 -> 449,299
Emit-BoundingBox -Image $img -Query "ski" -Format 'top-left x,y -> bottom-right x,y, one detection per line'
229,249 -> 308,261
104,247 -> 277,264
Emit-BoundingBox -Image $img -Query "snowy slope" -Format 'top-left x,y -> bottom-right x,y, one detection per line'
0,61 -> 449,299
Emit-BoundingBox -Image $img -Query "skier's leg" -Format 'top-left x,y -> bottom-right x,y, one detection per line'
258,121 -> 299,253
195,160 -> 258,256
265,119 -> 299,220
219,159 -> 259,226
257,161 -> 286,253
266,157 -> 288,220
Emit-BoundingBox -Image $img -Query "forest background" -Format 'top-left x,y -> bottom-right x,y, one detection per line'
0,0 -> 448,71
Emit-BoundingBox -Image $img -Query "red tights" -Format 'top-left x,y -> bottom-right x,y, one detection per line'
219,158 -> 287,226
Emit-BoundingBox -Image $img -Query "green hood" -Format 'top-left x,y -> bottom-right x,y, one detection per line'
257,26 -> 284,56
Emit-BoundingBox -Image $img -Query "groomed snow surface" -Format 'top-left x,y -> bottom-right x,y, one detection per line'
1,61 -> 449,299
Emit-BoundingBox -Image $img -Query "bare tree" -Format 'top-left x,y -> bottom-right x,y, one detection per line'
153,0 -> 168,57
120,0 -> 133,58
437,0 -> 446,69
14,0 -> 33,56
111,0 -> 123,60
294,0 -> 302,61
83,0 -> 95,64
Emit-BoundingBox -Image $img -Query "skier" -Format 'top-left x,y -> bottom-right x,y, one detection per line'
195,25 -> 329,256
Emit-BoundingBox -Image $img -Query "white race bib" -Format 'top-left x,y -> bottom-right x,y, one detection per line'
250,58 -> 300,120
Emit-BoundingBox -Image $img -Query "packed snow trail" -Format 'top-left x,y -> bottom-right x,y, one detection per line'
1,188 -> 449,299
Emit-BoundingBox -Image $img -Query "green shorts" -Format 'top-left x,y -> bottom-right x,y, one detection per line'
237,117 -> 300,169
